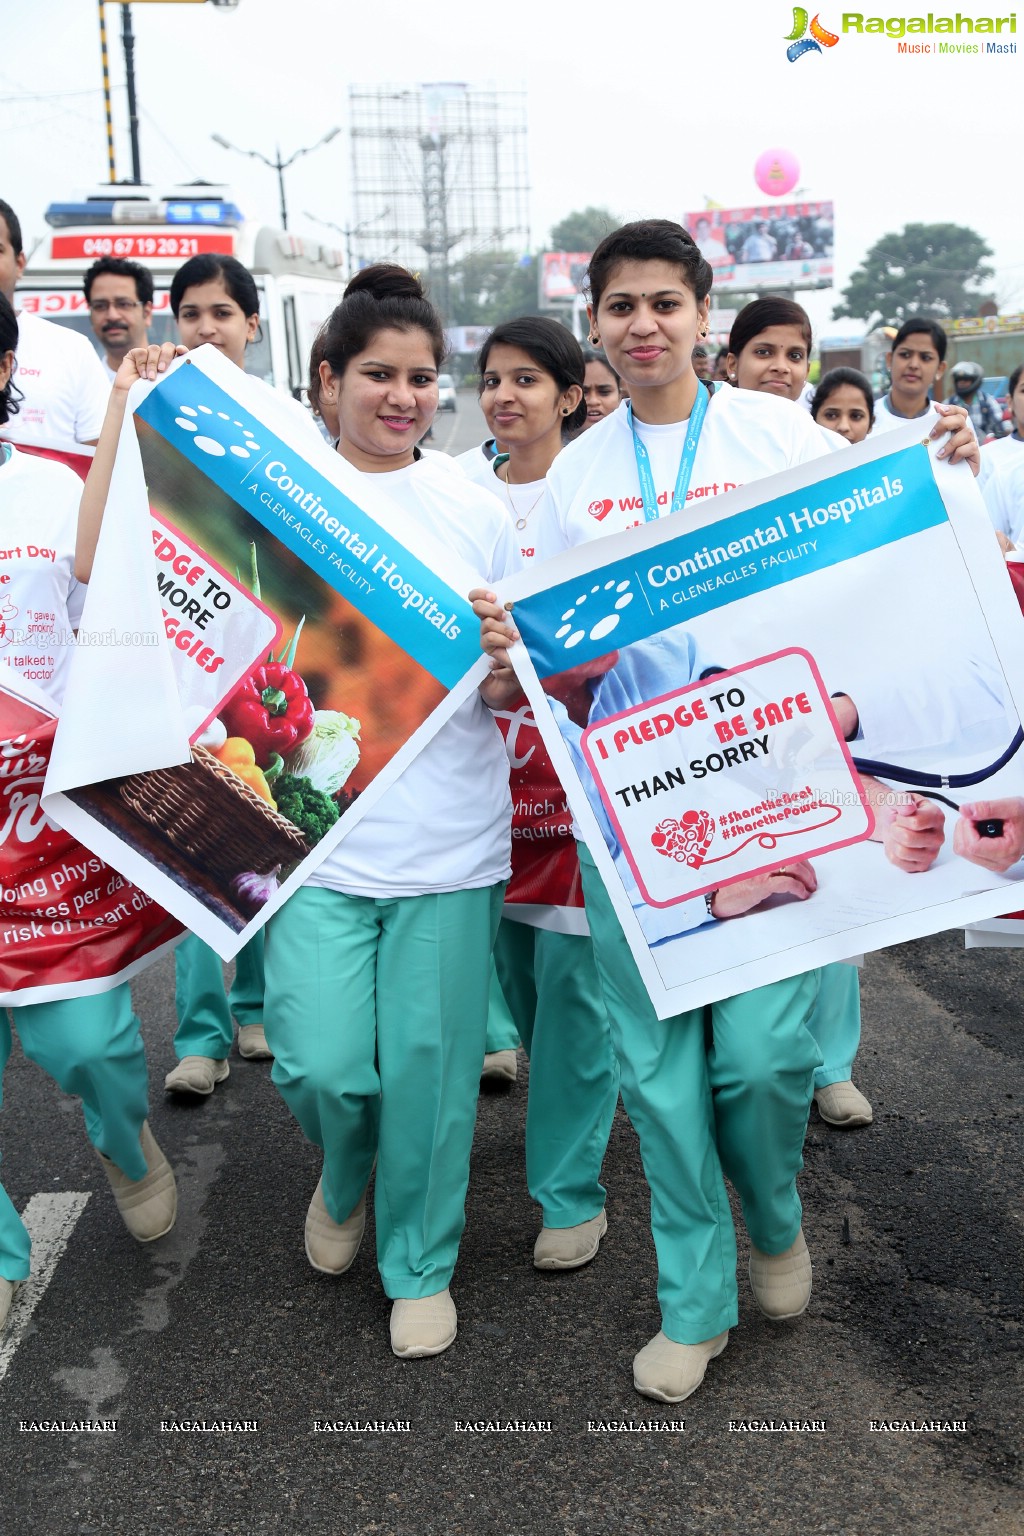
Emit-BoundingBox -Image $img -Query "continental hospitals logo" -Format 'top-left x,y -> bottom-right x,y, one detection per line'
786,8 -> 1017,57
785,9 -> 840,59
172,402 -> 264,460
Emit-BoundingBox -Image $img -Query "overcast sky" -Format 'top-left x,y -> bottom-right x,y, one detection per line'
3,0 -> 1020,338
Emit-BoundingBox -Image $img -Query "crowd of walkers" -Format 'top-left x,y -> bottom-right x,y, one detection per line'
0,196 -> 1020,1401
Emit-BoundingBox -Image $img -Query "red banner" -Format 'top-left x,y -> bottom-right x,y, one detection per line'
494,691 -> 584,911
1,442 -> 93,480
0,684 -> 180,1003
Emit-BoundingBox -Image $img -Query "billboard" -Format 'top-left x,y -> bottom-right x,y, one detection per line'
446,325 -> 492,355
540,251 -> 591,303
685,202 -> 834,294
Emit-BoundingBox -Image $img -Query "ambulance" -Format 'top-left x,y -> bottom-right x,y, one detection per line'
18,183 -> 346,402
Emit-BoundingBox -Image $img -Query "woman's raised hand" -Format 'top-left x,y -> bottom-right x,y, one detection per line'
114,342 -> 187,390
471,587 -> 522,708
930,402 -> 981,475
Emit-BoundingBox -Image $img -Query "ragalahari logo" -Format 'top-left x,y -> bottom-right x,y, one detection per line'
785,7 -> 840,58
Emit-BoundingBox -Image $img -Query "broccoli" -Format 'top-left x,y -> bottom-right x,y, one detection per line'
274,773 -> 340,843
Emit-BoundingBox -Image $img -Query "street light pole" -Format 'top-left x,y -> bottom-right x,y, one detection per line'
273,146 -> 287,232
303,208 -> 392,279
121,3 -> 143,183
212,130 -> 341,232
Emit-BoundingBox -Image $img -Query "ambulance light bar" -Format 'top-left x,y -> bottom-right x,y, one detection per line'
45,200 -> 244,229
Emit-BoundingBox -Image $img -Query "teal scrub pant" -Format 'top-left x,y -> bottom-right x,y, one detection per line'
580,848 -> 821,1345
485,959 -> 520,1054
0,985 -> 150,1282
807,961 -> 862,1089
173,933 -> 265,1061
493,917 -> 619,1229
263,882 -> 503,1299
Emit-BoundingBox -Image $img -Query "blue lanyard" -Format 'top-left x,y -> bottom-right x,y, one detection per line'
627,383 -> 711,523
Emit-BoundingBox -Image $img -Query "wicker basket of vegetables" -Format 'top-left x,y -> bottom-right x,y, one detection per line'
117,744 -> 310,886
117,570 -> 363,910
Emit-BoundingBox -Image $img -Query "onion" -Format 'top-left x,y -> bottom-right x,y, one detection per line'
196,717 -> 228,751
230,865 -> 281,911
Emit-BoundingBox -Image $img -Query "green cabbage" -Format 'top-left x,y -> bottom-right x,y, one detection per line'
283,710 -> 361,796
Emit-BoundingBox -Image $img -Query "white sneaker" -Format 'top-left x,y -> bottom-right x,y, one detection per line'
237,1025 -> 273,1061
97,1122 -> 177,1242
749,1228 -> 812,1320
304,1177 -> 366,1275
0,1277 -> 21,1333
814,1079 -> 873,1127
164,1055 -> 230,1096
533,1210 -> 607,1270
633,1330 -> 729,1403
390,1290 -> 457,1358
481,1049 -> 517,1084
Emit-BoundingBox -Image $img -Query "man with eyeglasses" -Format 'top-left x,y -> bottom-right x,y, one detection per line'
84,257 -> 154,381
0,197 -> 108,449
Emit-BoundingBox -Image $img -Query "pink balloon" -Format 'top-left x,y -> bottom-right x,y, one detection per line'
754,149 -> 800,197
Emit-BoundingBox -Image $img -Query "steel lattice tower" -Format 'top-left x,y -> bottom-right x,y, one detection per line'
348,84 -> 530,322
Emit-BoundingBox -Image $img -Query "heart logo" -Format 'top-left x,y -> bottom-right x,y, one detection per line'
587,498 -> 613,520
651,810 -> 714,870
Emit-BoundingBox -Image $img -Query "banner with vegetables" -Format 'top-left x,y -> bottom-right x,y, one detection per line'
499,428 -> 1024,1018
43,348 -> 489,958
151,510 -> 283,745
0,675 -> 181,1005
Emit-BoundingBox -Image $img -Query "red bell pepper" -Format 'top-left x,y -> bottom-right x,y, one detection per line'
221,619 -> 315,762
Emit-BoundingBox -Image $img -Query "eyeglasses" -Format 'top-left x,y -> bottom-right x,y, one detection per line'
88,298 -> 142,313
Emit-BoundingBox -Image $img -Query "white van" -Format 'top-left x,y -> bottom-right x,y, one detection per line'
19,183 -> 346,403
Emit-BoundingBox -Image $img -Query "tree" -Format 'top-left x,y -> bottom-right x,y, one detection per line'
833,223 -> 995,327
447,249 -> 539,328
549,207 -> 619,253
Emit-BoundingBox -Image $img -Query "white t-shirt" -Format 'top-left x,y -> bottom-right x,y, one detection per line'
0,446 -> 86,709
453,440 -> 500,489
534,387 -> 839,561
470,459 -> 548,564
309,455 -> 519,899
979,431 -> 1024,492
259,382 -> 327,449
983,454 -> 1024,544
420,446 -> 464,474
5,312 -> 109,451
870,393 -> 944,436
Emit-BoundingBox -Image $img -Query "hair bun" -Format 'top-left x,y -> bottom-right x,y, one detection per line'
344,264 -> 427,303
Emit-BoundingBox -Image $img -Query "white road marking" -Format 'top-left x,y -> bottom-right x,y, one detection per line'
431,409 -> 462,454
0,1192 -> 91,1386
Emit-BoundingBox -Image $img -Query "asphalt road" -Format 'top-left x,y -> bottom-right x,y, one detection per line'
426,388 -> 488,458
1,398 -> 1021,1535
